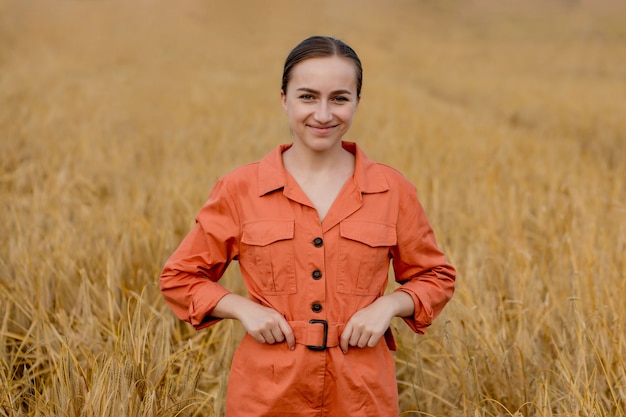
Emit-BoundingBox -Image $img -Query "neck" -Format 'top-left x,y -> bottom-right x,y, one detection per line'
284,141 -> 348,173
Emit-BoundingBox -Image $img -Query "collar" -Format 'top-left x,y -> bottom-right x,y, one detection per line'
257,142 -> 389,197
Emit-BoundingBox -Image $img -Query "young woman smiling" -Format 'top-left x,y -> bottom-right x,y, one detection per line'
159,35 -> 456,416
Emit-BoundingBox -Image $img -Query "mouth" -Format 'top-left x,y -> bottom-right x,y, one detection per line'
307,124 -> 338,135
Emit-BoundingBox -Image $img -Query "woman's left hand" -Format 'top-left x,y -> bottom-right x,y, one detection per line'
339,291 -> 414,354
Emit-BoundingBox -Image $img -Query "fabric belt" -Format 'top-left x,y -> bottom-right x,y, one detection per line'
288,320 -> 346,350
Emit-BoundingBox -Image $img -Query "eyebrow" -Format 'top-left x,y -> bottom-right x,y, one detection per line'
296,87 -> 353,96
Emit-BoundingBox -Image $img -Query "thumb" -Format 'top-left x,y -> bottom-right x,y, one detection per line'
339,326 -> 351,354
279,319 -> 296,351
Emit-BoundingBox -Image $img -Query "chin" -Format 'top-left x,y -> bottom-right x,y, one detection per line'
301,137 -> 343,153
309,143 -> 341,154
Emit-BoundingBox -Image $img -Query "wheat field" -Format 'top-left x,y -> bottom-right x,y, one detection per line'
1,0 -> 625,416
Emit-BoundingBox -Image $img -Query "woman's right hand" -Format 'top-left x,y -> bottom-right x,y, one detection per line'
212,293 -> 295,350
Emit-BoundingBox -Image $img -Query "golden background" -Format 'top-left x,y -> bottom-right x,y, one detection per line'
1,1 -> 625,415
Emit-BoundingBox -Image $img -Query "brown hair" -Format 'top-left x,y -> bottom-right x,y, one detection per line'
281,36 -> 363,98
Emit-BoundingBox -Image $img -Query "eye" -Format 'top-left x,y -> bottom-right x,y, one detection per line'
332,96 -> 349,103
299,94 -> 315,101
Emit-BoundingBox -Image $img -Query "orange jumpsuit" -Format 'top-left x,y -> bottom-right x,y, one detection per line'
159,142 -> 456,416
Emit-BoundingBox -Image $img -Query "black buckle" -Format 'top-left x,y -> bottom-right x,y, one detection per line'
306,319 -> 328,351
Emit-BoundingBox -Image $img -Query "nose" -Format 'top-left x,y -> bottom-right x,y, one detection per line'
314,102 -> 333,124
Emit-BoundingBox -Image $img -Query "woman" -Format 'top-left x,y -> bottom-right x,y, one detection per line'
159,35 -> 456,416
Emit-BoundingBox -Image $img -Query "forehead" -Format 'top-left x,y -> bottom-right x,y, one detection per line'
288,56 -> 357,91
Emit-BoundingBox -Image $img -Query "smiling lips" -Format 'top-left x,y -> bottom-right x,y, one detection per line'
308,124 -> 338,135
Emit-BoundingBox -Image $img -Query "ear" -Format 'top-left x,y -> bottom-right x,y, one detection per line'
280,90 -> 288,112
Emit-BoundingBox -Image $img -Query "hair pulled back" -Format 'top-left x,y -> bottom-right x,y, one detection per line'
281,36 -> 363,98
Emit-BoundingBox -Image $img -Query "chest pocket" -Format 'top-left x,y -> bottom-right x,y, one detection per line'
337,221 -> 397,295
241,219 -> 296,295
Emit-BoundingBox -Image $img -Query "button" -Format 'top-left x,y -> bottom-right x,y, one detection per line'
313,237 -> 323,247
312,270 -> 322,280
311,302 -> 323,313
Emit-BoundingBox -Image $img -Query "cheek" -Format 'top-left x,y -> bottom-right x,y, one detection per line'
287,105 -> 308,122
338,106 -> 356,123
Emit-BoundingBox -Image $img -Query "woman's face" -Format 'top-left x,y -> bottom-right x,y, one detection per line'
281,56 -> 359,154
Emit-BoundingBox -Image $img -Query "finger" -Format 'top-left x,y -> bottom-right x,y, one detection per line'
262,330 -> 276,345
270,326 -> 285,344
339,326 -> 352,354
349,328 -> 362,347
357,332 -> 371,348
278,320 -> 296,350
367,334 -> 381,348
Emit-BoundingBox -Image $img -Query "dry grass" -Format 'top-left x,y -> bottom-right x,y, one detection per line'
1,0 -> 625,416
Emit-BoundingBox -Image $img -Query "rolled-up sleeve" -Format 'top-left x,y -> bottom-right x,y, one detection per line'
391,185 -> 456,334
159,178 -> 240,330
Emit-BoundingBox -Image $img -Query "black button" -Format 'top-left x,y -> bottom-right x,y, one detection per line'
312,270 -> 322,280
313,237 -> 323,247
311,302 -> 323,313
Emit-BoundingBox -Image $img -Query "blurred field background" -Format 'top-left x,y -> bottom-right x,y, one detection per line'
1,0 -> 625,416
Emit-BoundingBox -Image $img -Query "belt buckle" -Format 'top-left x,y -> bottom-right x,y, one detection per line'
306,319 -> 328,351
